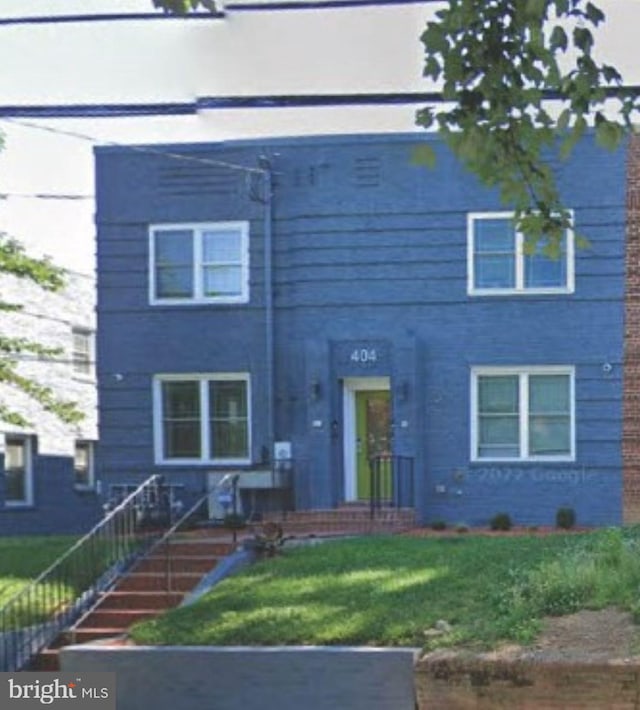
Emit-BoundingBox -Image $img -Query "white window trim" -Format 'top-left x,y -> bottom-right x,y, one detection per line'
149,221 -> 250,306
153,373 -> 252,465
71,327 -> 95,381
4,435 -> 34,507
470,366 -> 576,463
467,211 -> 575,296
74,440 -> 96,490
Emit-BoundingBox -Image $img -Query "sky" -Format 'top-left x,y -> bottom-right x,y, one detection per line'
0,0 -> 637,274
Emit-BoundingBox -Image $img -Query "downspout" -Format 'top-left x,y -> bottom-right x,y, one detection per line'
259,157 -> 275,463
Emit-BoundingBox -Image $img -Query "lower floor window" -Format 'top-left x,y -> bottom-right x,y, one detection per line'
5,435 -> 33,505
154,374 -> 250,464
74,441 -> 95,488
472,367 -> 574,461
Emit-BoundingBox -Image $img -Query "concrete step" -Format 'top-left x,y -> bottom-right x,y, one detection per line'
134,555 -> 220,574
115,572 -> 203,593
77,609 -> 160,628
67,628 -> 129,644
29,649 -> 60,671
97,590 -> 184,610
157,540 -> 234,557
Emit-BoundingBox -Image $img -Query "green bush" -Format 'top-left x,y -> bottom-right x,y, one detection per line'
430,520 -> 447,531
490,513 -> 513,531
556,507 -> 576,529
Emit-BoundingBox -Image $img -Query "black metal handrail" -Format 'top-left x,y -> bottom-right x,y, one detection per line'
369,455 -> 415,519
0,473 -> 169,671
154,473 -> 240,595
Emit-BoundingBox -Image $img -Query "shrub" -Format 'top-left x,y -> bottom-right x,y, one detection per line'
490,513 -> 513,531
430,519 -> 447,531
455,523 -> 469,533
556,507 -> 576,530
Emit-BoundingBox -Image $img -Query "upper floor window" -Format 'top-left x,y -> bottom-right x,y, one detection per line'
467,213 -> 574,295
74,440 -> 95,489
149,222 -> 249,305
153,373 -> 251,464
4,435 -> 33,506
471,366 -> 575,462
72,327 -> 94,378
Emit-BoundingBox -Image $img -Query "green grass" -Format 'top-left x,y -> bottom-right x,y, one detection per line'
130,528 -> 640,650
0,535 -> 78,627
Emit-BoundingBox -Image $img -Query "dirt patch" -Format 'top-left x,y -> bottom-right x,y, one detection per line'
489,608 -> 640,663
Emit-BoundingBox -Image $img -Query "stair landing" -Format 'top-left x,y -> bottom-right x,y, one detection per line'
262,505 -> 416,536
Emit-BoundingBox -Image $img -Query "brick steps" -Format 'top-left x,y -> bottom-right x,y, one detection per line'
97,591 -> 184,610
30,534 -> 235,672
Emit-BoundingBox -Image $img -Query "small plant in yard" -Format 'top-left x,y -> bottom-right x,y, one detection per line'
454,523 -> 469,533
556,507 -> 576,530
244,521 -> 286,557
489,513 -> 512,531
430,520 -> 447,531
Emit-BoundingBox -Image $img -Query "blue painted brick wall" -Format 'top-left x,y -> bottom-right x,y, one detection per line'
95,133 -> 626,527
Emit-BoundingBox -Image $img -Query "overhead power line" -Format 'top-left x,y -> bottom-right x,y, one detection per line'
0,0 -> 437,26
0,117 -> 265,177
0,192 -> 93,201
1,87 -> 639,120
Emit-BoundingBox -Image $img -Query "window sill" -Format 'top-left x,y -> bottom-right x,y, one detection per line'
156,459 -> 252,467
468,289 -> 574,297
149,297 -> 249,307
470,457 -> 575,464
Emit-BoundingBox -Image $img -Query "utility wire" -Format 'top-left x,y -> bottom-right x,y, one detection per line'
0,192 -> 94,201
0,0 -> 437,26
0,117 -> 266,176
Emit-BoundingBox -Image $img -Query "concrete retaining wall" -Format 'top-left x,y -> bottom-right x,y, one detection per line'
60,645 -> 419,710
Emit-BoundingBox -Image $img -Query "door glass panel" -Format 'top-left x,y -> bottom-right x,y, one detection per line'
355,389 -> 391,500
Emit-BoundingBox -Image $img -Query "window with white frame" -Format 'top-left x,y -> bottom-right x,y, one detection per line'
72,328 -> 94,377
471,367 -> 575,461
149,222 -> 249,305
468,213 -> 574,294
74,440 -> 95,488
154,374 -> 250,464
4,435 -> 33,506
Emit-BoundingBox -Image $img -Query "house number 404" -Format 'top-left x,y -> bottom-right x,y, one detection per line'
350,348 -> 378,363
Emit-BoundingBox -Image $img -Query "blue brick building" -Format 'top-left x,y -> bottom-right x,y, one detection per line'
94,133 -> 627,527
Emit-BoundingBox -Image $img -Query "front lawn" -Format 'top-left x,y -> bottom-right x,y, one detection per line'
0,535 -> 78,612
130,528 -> 640,650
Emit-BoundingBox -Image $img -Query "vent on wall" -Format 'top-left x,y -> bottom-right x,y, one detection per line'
156,165 -> 241,197
352,156 -> 381,188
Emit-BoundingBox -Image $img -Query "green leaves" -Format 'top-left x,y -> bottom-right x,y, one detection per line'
0,231 -> 83,427
418,0 -> 639,248
411,144 -> 437,169
152,0 -> 218,13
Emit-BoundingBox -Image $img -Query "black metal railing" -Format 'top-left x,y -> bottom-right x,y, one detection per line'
0,474 -> 170,671
154,473 -> 241,595
369,455 -> 415,518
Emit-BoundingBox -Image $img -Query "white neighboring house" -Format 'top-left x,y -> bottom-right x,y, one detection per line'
0,267 -> 99,528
